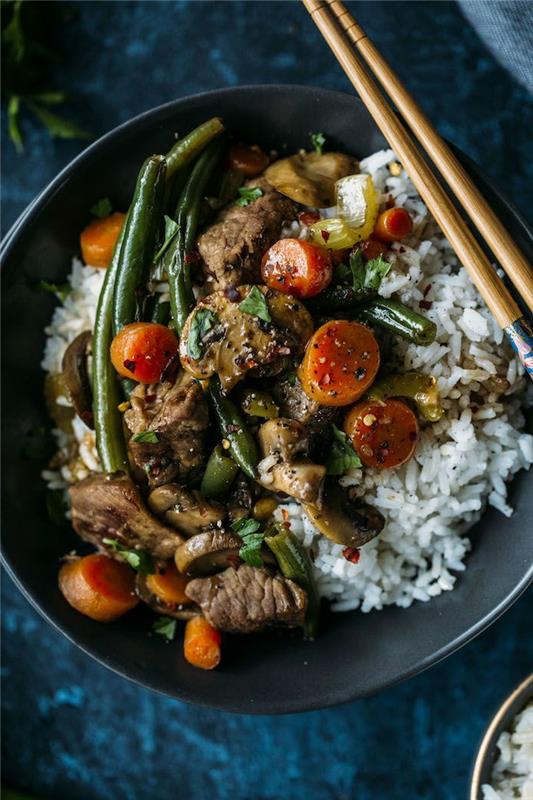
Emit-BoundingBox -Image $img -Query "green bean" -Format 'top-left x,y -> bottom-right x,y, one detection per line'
265,523 -> 321,640
208,167 -> 244,210
239,387 -> 279,419
167,139 -> 225,333
92,224 -> 129,473
207,376 -> 259,480
165,117 -> 224,180
112,154 -> 166,335
308,283 -> 375,313
201,444 -> 240,500
357,298 -> 437,346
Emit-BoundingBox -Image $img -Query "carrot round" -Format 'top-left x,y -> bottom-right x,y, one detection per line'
146,564 -> 191,606
80,212 -> 126,269
228,143 -> 269,176
184,616 -> 221,670
298,320 -> 380,406
261,238 -> 333,299
344,398 -> 419,468
110,322 -> 179,383
373,207 -> 413,243
58,554 -> 138,622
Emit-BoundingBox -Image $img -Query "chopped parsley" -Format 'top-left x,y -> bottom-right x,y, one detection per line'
310,131 -> 326,155
154,215 -> 179,261
90,197 -> 112,218
231,516 -> 264,567
363,255 -> 391,290
235,186 -> 263,207
326,425 -> 362,475
239,286 -> 271,323
152,616 -> 177,642
337,251 -> 390,293
131,430 -> 159,444
102,538 -> 155,576
187,308 -> 218,360
38,279 -> 70,303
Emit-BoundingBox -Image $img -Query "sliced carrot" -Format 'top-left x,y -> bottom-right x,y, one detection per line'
298,320 -> 380,406
146,564 -> 191,606
344,398 -> 419,468
228,143 -> 269,176
80,212 -> 126,268
184,616 -> 221,670
110,322 -> 179,384
58,554 -> 138,622
373,207 -> 413,243
261,238 -> 333,299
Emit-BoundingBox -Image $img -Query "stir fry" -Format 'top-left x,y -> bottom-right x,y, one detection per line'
51,118 -> 444,670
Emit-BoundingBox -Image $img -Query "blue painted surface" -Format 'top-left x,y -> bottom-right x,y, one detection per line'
1,2 -> 532,798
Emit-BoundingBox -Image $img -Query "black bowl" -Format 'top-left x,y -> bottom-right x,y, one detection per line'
2,85 -> 532,714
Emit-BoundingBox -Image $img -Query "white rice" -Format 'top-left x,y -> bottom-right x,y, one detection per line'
42,148 -> 533,614
482,700 -> 533,800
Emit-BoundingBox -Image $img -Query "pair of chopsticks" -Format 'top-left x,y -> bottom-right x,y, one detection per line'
303,0 -> 533,379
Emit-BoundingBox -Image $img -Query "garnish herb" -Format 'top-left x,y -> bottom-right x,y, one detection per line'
310,131 -> 326,155
231,516 -> 264,567
46,489 -> 68,526
337,251 -> 390,293
326,425 -> 362,475
235,186 -> 263,207
239,286 -> 271,323
102,538 -> 155,575
38,279 -> 70,303
131,430 -> 159,444
154,215 -> 179,262
152,616 -> 177,641
90,197 -> 113,219
187,308 -> 218,360
363,255 -> 391,290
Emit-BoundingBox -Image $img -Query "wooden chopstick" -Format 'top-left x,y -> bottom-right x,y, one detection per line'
326,0 -> 533,312
302,0 -> 533,378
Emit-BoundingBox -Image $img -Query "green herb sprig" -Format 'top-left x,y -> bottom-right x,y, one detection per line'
231,516 -> 265,567
239,286 -> 271,323
326,425 -> 362,476
102,538 -> 155,576
235,186 -> 263,207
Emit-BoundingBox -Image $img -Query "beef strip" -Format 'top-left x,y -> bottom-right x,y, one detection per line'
197,176 -> 297,291
124,371 -> 209,488
185,564 -> 307,633
271,376 -> 339,460
69,472 -> 183,560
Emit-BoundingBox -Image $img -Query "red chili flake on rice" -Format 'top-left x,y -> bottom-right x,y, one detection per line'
342,547 -> 360,564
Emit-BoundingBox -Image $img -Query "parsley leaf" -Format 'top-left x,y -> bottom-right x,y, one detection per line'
326,425 -> 362,475
310,131 -> 326,155
38,279 -> 70,303
239,286 -> 271,323
231,517 -> 264,567
90,197 -> 112,218
235,186 -> 263,207
364,255 -> 391,290
153,616 -> 177,641
131,430 -> 159,444
187,308 -> 218,360
102,538 -> 155,576
154,215 -> 179,261
338,251 -> 390,293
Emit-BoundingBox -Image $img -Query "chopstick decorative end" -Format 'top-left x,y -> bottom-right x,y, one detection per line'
505,316 -> 533,378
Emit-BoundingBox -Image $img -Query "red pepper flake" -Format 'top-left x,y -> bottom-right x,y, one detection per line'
123,359 -> 136,373
342,547 -> 360,564
423,284 -> 432,298
321,230 -> 330,243
419,300 -> 433,310
299,211 -> 320,226
227,555 -> 242,568
281,508 -> 290,525
184,250 -> 200,264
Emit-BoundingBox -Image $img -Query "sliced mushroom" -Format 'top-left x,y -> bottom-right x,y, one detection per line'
148,484 -> 226,536
175,530 -> 243,576
303,479 -> 384,547
265,152 -> 357,207
179,286 -> 313,391
257,418 -> 325,506
135,573 -> 200,620
62,331 -> 93,428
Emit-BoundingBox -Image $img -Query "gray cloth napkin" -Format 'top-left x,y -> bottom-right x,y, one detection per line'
458,0 -> 533,93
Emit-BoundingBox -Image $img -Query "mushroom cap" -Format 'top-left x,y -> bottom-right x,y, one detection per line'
265,152 -> 358,207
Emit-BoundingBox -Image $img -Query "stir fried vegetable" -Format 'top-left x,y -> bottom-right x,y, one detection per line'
239,387 -> 279,419
80,211 -> 126,269
164,117 -> 224,180
146,564 -> 191,606
261,239 -> 333,299
110,321 -> 179,384
366,372 -> 444,422
373,207 -> 413,242
357,298 -> 437,345
344,398 -> 419,469
207,376 -> 260,479
228,143 -> 269,176
200,444 -> 240,500
183,616 -> 222,670
58,554 -> 139,622
265,151 -> 357,207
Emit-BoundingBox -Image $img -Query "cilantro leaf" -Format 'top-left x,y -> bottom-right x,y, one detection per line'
153,616 -> 177,641
239,286 -> 271,323
90,197 -> 112,218
364,255 -> 391,290
187,308 -> 218,360
46,489 -> 68,527
38,279 -> 70,303
347,250 -> 366,291
154,215 -> 179,261
131,430 -> 159,444
310,131 -> 326,155
235,186 -> 263,207
326,425 -> 362,475
102,538 -> 155,576
337,251 -> 390,293
231,516 -> 264,567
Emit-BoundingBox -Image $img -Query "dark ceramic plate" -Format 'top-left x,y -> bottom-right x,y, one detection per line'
2,86 -> 532,714
470,673 -> 533,799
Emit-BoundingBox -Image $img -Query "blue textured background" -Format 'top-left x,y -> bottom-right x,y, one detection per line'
2,2 -> 532,798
